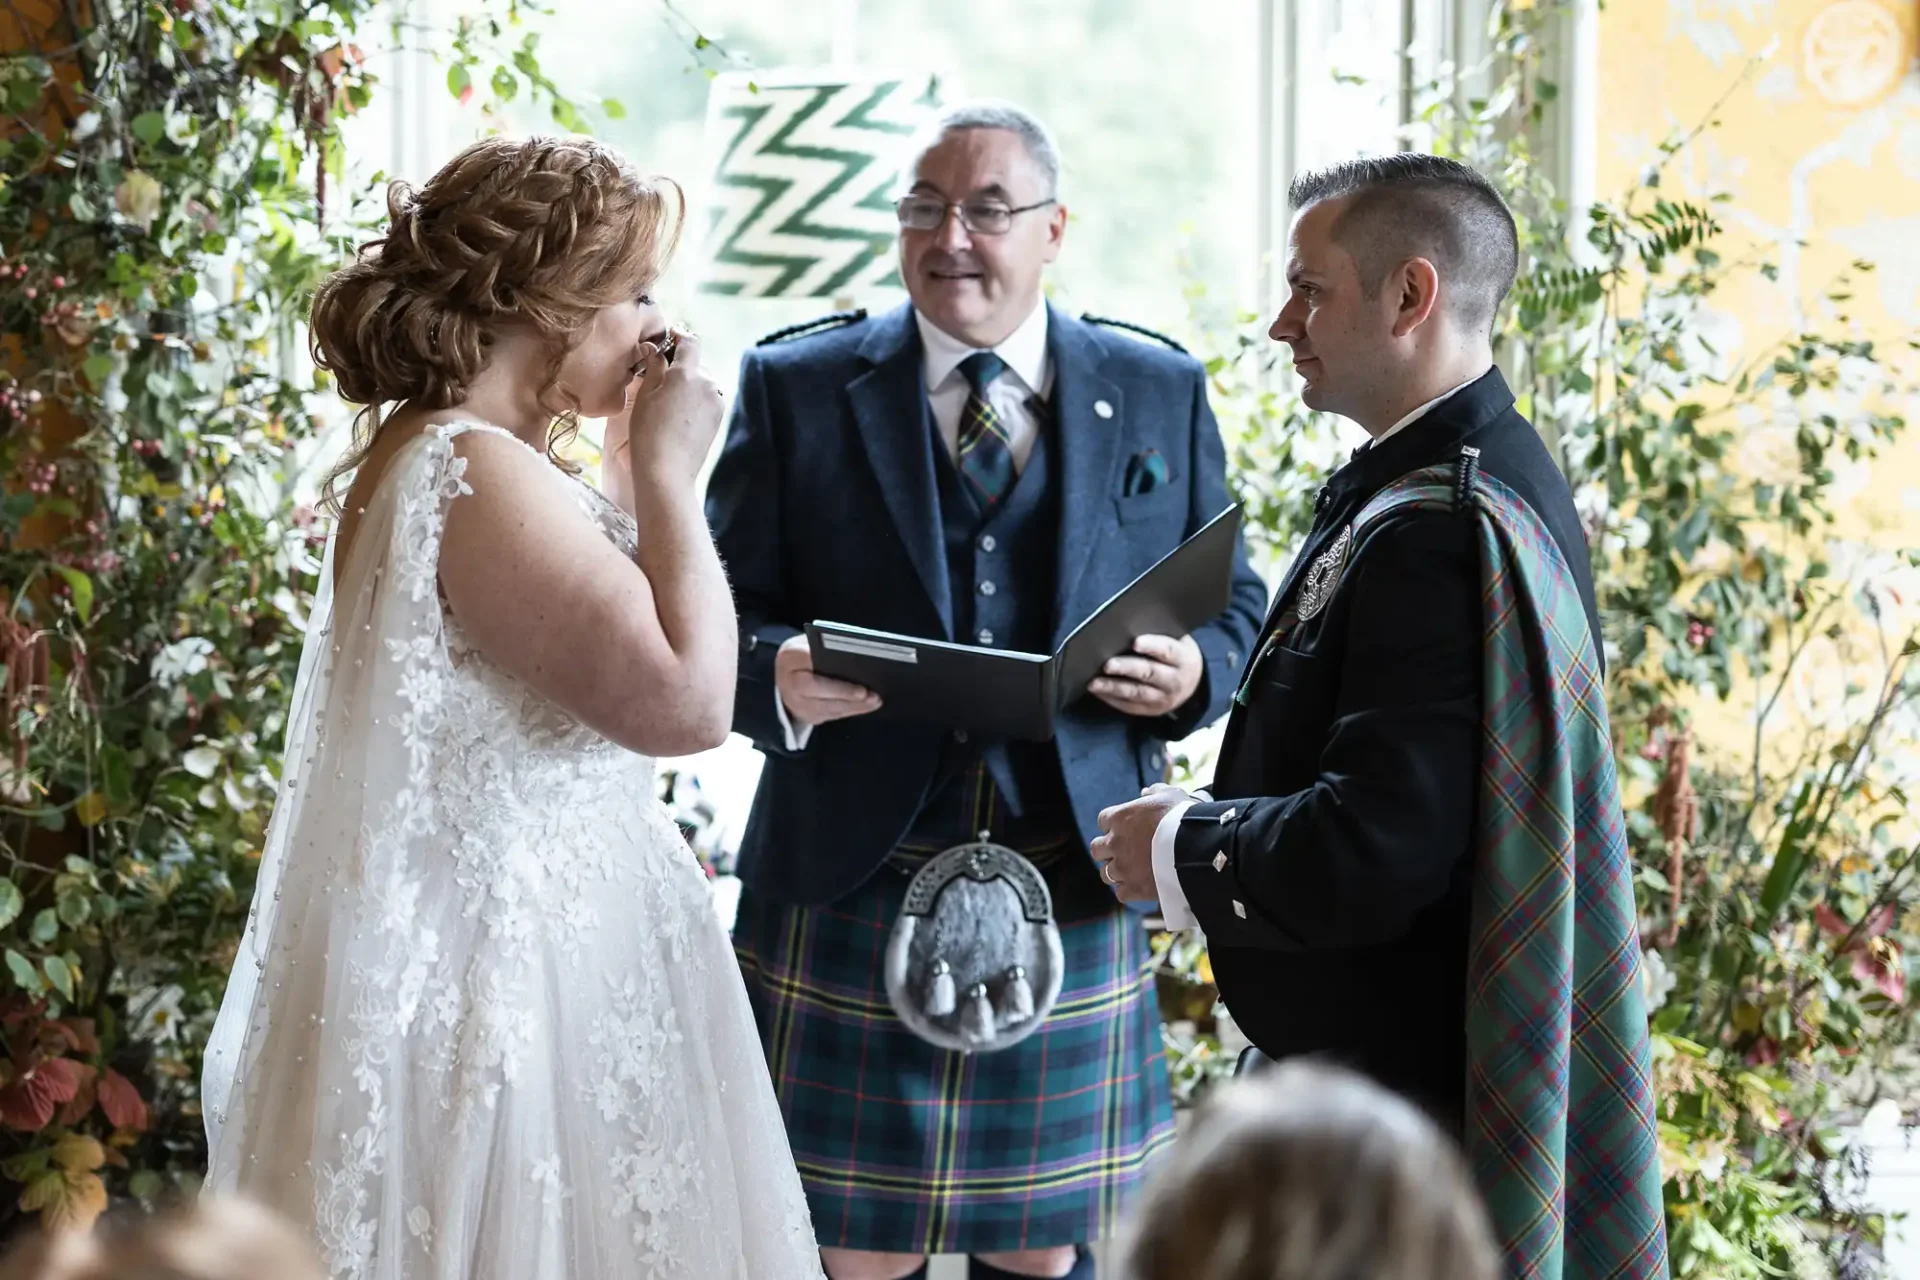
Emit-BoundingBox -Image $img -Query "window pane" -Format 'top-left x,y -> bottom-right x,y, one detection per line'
477,1 -> 1262,395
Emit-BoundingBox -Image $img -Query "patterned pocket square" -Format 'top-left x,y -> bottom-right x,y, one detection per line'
1123,449 -> 1170,496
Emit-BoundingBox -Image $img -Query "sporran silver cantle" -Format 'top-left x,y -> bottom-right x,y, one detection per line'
883,838 -> 1065,1054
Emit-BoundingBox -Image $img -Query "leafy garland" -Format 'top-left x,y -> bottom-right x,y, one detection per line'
0,0 -> 663,1230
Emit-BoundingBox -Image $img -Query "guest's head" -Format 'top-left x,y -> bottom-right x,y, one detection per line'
310,135 -> 683,500
1120,1061 -> 1501,1280
0,1196 -> 326,1280
895,100 -> 1068,348
1269,153 -> 1518,434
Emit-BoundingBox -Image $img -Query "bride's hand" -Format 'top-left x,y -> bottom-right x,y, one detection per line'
625,328 -> 724,488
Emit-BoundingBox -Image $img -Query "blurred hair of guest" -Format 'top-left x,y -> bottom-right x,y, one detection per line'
0,1196 -> 325,1280
1119,1060 -> 1501,1280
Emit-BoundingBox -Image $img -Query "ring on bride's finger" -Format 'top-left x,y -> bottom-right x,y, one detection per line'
1100,860 -> 1118,886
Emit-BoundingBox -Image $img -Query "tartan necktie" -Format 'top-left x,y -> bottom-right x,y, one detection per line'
955,351 -> 1016,514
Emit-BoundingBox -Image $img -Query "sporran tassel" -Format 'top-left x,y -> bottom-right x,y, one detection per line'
1003,965 -> 1034,1024
960,982 -> 994,1047
927,957 -> 956,1017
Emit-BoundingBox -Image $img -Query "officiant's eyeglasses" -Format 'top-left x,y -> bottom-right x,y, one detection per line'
894,196 -> 1056,236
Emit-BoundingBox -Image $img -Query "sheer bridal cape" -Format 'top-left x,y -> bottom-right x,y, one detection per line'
201,422 -> 822,1280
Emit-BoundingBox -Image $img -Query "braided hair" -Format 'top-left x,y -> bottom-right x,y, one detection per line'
309,135 -> 683,509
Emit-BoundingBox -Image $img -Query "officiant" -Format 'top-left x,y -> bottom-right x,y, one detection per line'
710,101 -> 1266,1280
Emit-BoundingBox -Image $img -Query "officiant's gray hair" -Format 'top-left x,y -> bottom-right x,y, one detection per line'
903,100 -> 1063,201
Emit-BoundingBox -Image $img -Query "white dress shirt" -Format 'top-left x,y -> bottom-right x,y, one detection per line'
776,302 -> 1055,751
1147,375 -> 1480,929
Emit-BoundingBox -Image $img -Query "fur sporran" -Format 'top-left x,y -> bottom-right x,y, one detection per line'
884,840 -> 1065,1053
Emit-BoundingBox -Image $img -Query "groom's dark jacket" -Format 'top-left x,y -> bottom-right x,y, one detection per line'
1172,368 -> 1600,1127
708,302 -> 1268,907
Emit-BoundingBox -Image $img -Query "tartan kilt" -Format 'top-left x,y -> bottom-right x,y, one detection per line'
731,850 -> 1177,1254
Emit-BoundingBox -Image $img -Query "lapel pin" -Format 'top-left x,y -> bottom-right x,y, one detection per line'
1094,400 -> 1114,419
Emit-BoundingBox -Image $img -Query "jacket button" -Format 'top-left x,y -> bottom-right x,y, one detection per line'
1232,899 -> 1247,918
953,729 -> 969,744
1227,650 -> 1239,666
979,535 -> 997,552
1148,751 -> 1163,770
977,629 -> 995,646
979,580 -> 997,596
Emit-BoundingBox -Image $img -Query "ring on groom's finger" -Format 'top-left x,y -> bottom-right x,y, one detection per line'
1100,860 -> 1118,886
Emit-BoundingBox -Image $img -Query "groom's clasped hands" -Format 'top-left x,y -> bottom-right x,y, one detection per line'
1092,782 -> 1189,902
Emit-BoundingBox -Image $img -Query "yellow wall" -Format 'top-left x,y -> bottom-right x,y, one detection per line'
1598,0 -> 1920,747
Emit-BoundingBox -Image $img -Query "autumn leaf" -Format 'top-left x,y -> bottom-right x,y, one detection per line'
0,1058 -> 85,1131
17,1169 -> 64,1215
114,171 -> 163,233
1853,941 -> 1906,1004
98,1069 -> 149,1132
53,1064 -> 98,1128
39,1171 -> 107,1232
72,793 -> 107,827
53,1020 -> 97,1057
50,1133 -> 104,1175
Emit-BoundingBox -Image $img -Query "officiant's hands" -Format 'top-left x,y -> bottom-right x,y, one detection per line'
775,635 -> 883,728
1087,634 -> 1204,718
1092,783 -> 1189,902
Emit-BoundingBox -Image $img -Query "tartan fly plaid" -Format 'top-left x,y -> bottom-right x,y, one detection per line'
731,848 -> 1175,1255
956,351 -> 1016,512
1352,461 -> 1669,1280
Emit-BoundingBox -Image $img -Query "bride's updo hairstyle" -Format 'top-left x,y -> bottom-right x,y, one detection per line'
310,134 -> 682,508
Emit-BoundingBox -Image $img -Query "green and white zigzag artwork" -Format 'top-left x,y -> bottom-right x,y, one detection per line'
697,69 -> 947,299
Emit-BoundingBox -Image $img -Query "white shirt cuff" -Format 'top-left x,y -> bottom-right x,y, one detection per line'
1152,800 -> 1199,930
773,689 -> 814,752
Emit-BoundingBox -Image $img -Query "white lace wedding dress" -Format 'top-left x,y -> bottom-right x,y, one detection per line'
201,422 -> 823,1280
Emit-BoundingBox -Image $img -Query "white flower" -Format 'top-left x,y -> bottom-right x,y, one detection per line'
1698,1150 -> 1727,1181
406,1206 -> 433,1253
530,1154 -> 568,1215
1861,1097 -> 1905,1135
1642,949 -> 1678,1012
151,636 -> 214,685
130,985 -> 186,1044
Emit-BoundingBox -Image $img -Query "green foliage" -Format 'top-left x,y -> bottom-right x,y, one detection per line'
0,0 -> 603,1231
1157,4 -> 1917,1275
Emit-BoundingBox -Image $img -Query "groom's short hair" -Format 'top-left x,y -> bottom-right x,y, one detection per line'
1289,154 -> 1518,338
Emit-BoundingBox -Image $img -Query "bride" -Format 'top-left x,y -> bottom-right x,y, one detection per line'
200,135 -> 823,1280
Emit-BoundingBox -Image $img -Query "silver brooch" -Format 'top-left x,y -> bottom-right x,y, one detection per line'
1295,524 -> 1353,622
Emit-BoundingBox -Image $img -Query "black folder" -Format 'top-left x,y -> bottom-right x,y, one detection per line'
806,504 -> 1244,742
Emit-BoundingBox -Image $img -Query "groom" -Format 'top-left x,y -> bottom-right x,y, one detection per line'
710,101 -> 1266,1280
1093,155 -> 1669,1278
